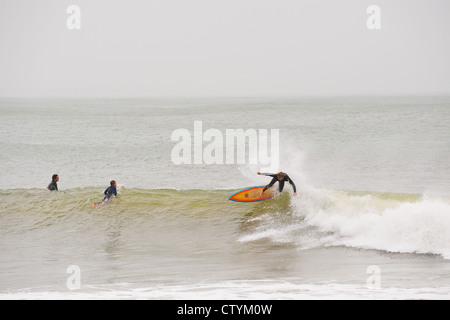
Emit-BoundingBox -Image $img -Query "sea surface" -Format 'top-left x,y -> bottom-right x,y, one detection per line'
1,96 -> 450,299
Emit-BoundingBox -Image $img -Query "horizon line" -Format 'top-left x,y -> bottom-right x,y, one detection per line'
1,93 -> 449,100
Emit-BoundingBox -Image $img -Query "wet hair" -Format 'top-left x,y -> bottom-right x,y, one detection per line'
52,174 -> 59,181
110,180 -> 116,186
277,172 -> 286,179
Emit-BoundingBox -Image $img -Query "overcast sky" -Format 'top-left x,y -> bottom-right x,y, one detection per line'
0,0 -> 449,98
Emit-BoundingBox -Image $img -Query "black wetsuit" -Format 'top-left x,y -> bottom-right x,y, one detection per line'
261,173 -> 296,193
47,181 -> 58,191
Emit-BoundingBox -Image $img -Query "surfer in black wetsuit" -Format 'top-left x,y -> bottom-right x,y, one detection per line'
47,174 -> 59,191
258,172 -> 297,196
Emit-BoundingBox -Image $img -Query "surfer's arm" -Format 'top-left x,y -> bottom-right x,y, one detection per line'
286,175 -> 297,195
289,179 -> 297,193
113,187 -> 117,196
263,177 -> 277,192
258,172 -> 276,177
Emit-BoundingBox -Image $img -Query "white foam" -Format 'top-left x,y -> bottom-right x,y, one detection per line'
2,281 -> 450,300
297,191 -> 450,259
238,223 -> 302,243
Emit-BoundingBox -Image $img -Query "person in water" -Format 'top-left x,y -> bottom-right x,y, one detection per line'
93,180 -> 118,208
103,180 -> 117,202
258,172 -> 297,196
47,174 -> 59,191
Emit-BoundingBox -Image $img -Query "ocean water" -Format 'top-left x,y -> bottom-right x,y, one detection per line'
1,96 -> 450,300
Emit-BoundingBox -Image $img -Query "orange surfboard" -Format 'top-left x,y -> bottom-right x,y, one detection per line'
228,186 -> 275,202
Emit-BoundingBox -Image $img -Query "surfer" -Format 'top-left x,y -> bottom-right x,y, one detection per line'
92,180 -> 118,208
103,180 -> 117,202
47,174 -> 59,191
258,172 -> 297,196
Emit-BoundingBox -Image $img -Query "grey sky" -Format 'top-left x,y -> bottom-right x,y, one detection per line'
1,0 -> 449,97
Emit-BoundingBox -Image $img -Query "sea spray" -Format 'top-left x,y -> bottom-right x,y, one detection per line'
295,190 -> 450,259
